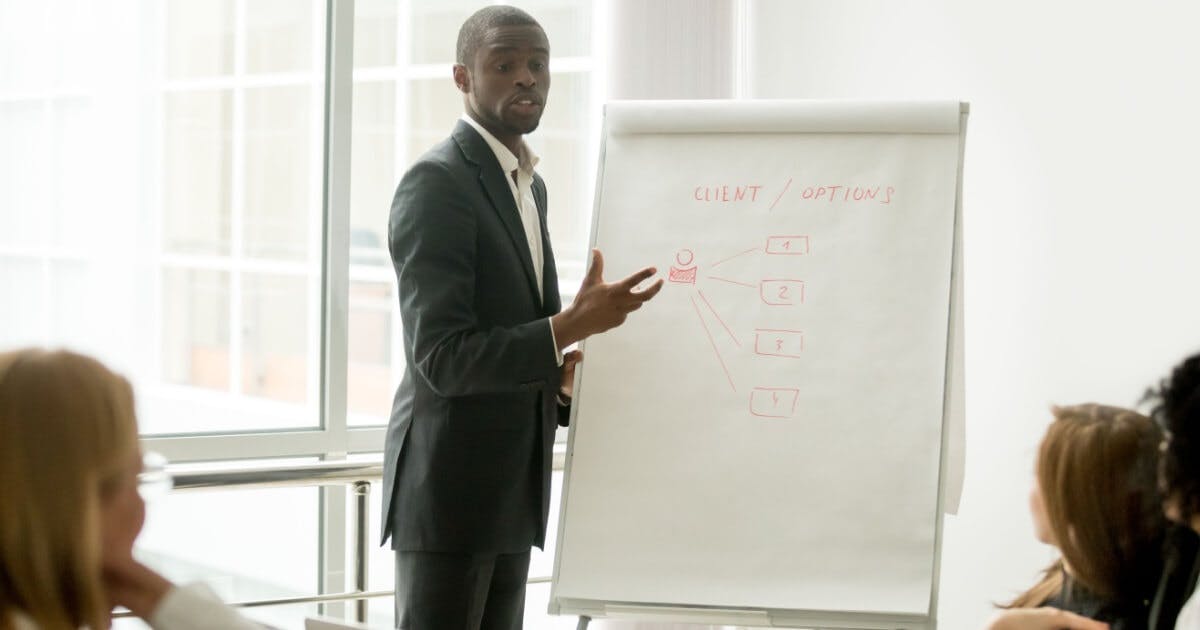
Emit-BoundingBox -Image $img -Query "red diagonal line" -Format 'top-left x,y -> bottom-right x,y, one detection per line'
709,247 -> 757,269
697,289 -> 740,347
690,293 -> 737,393
707,276 -> 755,289
769,177 -> 793,211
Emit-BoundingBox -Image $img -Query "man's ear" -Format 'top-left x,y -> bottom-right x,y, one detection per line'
452,64 -> 470,94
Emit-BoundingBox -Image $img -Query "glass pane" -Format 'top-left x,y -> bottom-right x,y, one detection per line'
405,77 -> 462,164
166,0 -> 234,79
163,90 -> 233,256
52,0 -> 92,89
409,0 -> 479,65
354,0 -> 398,68
50,98 -> 93,249
349,80 -> 395,268
244,85 -> 313,261
521,0 -> 592,58
49,260 -> 89,350
245,0 -> 314,75
0,0 -> 329,438
408,0 -> 591,65
347,280 -> 396,424
133,464 -> 319,629
241,272 -> 310,404
161,267 -> 232,392
0,3 -> 53,93
0,101 -> 49,248
0,258 -> 46,347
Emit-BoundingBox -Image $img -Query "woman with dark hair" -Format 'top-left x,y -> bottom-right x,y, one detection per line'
1145,352 -> 1200,628
986,404 -> 1170,630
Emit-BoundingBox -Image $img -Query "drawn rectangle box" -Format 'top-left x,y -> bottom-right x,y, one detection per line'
760,279 -> 804,305
754,329 -> 804,358
765,235 -> 809,255
750,387 -> 799,418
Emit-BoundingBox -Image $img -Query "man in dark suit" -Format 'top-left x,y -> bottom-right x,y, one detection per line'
382,6 -> 664,629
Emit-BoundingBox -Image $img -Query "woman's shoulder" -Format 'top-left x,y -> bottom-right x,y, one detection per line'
1045,582 -> 1152,630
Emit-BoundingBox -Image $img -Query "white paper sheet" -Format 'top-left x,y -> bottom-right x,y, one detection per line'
552,101 -> 965,622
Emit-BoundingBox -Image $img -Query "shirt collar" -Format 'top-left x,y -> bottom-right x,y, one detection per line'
460,113 -> 539,176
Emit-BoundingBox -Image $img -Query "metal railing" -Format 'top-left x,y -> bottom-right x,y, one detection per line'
142,451 -> 565,623
170,459 -> 387,622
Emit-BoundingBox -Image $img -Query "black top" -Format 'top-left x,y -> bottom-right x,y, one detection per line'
1044,576 -> 1152,630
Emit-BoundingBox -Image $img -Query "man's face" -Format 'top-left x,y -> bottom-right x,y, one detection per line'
457,24 -> 550,141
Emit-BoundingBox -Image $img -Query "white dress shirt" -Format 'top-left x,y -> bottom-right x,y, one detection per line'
460,114 -> 564,365
1178,586 -> 1200,629
460,114 -> 545,302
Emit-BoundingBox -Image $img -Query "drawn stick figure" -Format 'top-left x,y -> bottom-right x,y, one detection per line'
669,248 -> 697,284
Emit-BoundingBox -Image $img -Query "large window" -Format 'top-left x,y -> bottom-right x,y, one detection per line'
155,0 -> 326,434
0,0 -> 598,628
347,0 -> 597,426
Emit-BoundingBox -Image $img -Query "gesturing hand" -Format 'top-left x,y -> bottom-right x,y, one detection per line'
552,249 -> 664,348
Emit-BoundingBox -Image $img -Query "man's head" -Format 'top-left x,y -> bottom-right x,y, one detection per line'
453,6 -> 550,150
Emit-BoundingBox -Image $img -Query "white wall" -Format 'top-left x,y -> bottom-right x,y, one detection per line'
747,0 -> 1200,627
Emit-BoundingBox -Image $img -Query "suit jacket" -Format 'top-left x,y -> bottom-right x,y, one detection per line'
382,120 -> 570,554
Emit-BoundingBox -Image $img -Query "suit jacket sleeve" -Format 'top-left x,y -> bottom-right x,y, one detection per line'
390,159 -> 561,398
557,396 -> 571,427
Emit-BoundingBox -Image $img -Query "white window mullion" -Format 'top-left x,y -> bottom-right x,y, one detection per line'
319,0 -> 357,614
388,0 -> 412,403
230,0 -> 248,397
307,0 -> 326,418
320,0 -> 353,450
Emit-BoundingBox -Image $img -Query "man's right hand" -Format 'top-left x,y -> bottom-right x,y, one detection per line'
984,608 -> 1109,630
552,248 -> 664,348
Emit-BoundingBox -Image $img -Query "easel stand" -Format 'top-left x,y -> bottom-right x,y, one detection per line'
560,603 -> 932,629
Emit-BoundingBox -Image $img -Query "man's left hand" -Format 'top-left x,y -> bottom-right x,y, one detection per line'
560,349 -> 582,400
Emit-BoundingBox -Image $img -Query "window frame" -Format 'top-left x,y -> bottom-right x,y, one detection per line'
137,0 -> 602,613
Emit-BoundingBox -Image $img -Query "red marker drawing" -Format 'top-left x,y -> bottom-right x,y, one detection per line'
754,329 -> 804,358
750,387 -> 800,418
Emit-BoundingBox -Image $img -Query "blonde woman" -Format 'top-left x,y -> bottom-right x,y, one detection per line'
0,349 -> 261,630
985,404 -> 1170,630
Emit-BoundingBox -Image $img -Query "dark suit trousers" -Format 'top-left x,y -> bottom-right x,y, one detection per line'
394,550 -> 531,630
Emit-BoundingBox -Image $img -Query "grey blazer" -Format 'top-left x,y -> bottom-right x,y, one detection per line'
382,120 -> 570,554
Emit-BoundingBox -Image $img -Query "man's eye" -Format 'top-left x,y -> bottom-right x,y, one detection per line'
497,64 -> 510,72
531,62 -> 546,71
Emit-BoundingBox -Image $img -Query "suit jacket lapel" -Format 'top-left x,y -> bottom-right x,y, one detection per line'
533,177 -> 561,316
452,121 -> 542,305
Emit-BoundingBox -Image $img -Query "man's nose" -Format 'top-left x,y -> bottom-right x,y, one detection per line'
515,66 -> 536,88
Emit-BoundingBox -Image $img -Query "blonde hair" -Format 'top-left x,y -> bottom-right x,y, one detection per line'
1006,403 -> 1166,608
0,349 -> 140,630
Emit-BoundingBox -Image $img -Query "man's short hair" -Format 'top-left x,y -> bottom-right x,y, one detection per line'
456,5 -> 543,65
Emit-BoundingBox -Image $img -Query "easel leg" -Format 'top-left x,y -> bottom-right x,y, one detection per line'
576,615 -> 591,630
